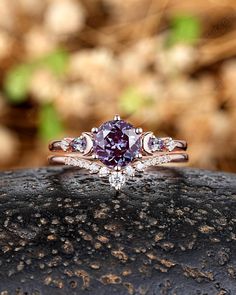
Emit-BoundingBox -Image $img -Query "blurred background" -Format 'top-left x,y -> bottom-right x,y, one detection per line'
0,0 -> 236,172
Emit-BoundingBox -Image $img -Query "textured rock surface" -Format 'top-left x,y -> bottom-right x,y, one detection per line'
0,166 -> 236,295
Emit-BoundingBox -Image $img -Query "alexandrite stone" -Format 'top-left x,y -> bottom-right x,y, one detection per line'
93,120 -> 141,168
70,137 -> 86,152
148,137 -> 164,152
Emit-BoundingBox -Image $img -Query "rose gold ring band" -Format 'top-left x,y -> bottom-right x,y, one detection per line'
49,136 -> 187,154
48,152 -> 188,166
48,115 -> 189,190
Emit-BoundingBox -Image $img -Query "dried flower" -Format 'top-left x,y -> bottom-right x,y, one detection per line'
156,44 -> 197,76
0,126 -> 19,165
0,31 -> 13,60
0,0 -> 15,30
44,0 -> 86,36
18,0 -> 45,16
55,83 -> 92,119
29,69 -> 60,104
24,27 -> 57,58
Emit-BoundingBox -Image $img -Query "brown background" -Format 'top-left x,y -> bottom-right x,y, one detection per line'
0,0 -> 236,172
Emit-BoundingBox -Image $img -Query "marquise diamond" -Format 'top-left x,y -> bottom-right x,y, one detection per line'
165,138 -> 177,151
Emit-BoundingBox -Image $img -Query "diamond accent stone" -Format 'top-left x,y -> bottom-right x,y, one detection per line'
162,155 -> 171,163
146,158 -> 155,166
70,137 -> 86,152
136,161 -> 146,171
165,138 -> 177,151
65,157 -> 78,166
60,139 -> 70,151
89,163 -> 100,173
125,166 -> 135,177
65,157 -> 92,169
99,166 -> 110,177
109,172 -> 126,190
93,119 -> 141,168
81,161 -> 91,170
148,137 -> 164,152
141,155 -> 172,167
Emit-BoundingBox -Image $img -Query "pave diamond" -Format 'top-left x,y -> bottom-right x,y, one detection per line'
109,172 -> 126,190
65,157 -> 92,169
99,166 -> 110,177
89,163 -> 100,173
136,161 -> 146,171
93,119 -> 141,168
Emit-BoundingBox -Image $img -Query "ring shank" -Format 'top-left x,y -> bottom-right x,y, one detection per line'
48,152 -> 188,166
49,138 -> 187,153
49,140 -> 63,152
172,140 -> 187,151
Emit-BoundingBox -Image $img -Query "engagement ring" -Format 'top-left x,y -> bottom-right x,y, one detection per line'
48,115 -> 188,190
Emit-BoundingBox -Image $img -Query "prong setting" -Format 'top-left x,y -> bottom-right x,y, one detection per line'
91,127 -> 98,133
114,114 -> 121,121
136,128 -> 143,134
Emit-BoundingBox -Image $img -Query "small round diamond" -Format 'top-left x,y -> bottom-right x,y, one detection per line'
109,172 -> 126,190
125,166 -> 135,177
89,163 -> 100,173
136,161 -> 146,171
99,167 -> 110,177
82,161 -> 91,170
147,158 -> 156,166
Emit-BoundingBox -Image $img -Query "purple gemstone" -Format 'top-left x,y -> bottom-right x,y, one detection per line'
70,137 -> 86,152
148,137 -> 164,152
93,120 -> 141,168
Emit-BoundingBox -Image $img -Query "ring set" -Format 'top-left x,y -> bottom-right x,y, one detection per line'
48,115 -> 188,190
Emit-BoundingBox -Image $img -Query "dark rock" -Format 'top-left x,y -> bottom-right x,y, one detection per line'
0,166 -> 236,295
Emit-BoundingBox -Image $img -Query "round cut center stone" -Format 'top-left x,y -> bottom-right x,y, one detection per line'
93,120 -> 141,168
